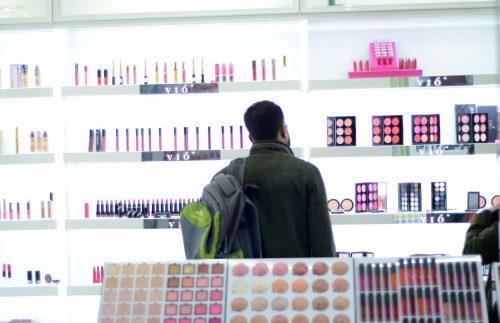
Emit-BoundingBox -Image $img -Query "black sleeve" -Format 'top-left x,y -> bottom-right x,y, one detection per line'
462,209 -> 499,264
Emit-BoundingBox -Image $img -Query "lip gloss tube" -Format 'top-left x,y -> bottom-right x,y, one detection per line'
16,202 -> 20,220
135,128 -> 139,151
173,127 -> 177,151
75,63 -> 79,86
184,127 -> 188,150
272,58 -> 276,81
133,65 -> 137,85
41,201 -> 45,218
102,129 -> 106,152
104,69 -> 108,85
230,126 -> 233,149
196,127 -> 199,150
47,200 -> 52,218
140,128 -> 144,151
126,65 -> 130,85
148,128 -> 152,151
155,62 -> 159,84
115,129 -> 119,152
208,126 -> 211,150
97,69 -> 102,86
119,61 -> 123,85
112,60 -> 116,85
182,61 -> 186,83
229,63 -> 234,82
84,66 -> 88,86
215,64 -> 220,83
27,200 -> 31,220
221,126 -> 225,149
88,129 -> 94,152
125,128 -> 129,152
251,60 -> 257,81
174,62 -> 178,83
222,63 -> 227,82
144,60 -> 148,85
201,58 -> 205,83
158,128 -> 162,151
261,59 -> 266,81
239,125 -> 243,149
9,203 -> 12,220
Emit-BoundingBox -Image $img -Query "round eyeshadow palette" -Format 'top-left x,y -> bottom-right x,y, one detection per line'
227,258 -> 355,323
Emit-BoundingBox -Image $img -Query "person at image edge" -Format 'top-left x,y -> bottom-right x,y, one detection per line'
215,100 -> 336,257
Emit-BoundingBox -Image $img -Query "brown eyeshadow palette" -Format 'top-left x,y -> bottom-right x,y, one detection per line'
372,115 -> 403,146
98,260 -> 227,323
226,258 -> 355,323
355,256 -> 487,323
456,113 -> 489,144
411,114 -> 440,145
327,116 -> 356,146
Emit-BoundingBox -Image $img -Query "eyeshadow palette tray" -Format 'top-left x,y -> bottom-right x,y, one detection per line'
98,256 -> 488,323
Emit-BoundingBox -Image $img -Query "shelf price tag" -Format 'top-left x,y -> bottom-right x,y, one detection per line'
414,75 -> 472,87
141,150 -> 221,162
413,144 -> 474,156
140,83 -> 219,95
425,212 -> 471,224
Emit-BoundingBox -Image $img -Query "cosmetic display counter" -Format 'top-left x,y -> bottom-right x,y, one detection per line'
0,0 -> 499,322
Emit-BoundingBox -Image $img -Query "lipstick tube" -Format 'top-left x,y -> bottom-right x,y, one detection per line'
239,125 -> 243,149
41,201 -> 45,218
75,63 -> 79,86
119,61 -> 123,85
27,200 -> 31,219
102,129 -> 106,152
141,128 -> 144,152
164,62 -> 168,83
201,58 -> 205,83
230,126 -> 234,149
84,66 -> 88,86
173,127 -> 177,151
174,62 -> 178,83
196,127 -> 199,150
112,60 -> 116,85
182,61 -> 186,83
148,128 -> 152,151
47,200 -> 52,219
97,69 -> 102,86
126,65 -> 130,85
155,62 -> 159,84
208,126 -> 211,150
15,202 -> 20,220
221,126 -> 225,149
135,128 -> 139,152
229,63 -> 234,82
252,60 -> 257,81
88,129 -> 94,152
9,202 -> 13,220
126,128 -> 129,152
115,129 -> 119,152
271,59 -> 276,81
133,65 -> 137,85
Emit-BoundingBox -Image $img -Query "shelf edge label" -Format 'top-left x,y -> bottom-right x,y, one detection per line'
139,83 -> 219,95
142,150 -> 221,162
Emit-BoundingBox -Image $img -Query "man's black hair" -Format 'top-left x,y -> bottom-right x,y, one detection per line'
244,100 -> 284,141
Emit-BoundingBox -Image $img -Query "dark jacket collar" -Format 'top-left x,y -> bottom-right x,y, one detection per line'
249,140 -> 294,156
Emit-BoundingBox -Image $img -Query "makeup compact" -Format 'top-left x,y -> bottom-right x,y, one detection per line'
226,258 -> 356,323
456,113 -> 488,143
327,116 -> 356,146
398,183 -> 422,212
355,182 -> 387,213
372,115 -> 403,146
466,191 -> 480,211
328,198 -> 354,213
431,181 -> 447,211
411,114 -> 440,145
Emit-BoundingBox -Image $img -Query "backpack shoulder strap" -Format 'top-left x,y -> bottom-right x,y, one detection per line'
227,157 -> 247,185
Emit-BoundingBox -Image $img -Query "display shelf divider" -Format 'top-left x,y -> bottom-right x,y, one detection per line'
63,152 -> 142,163
0,285 -> 58,297
0,220 -> 57,231
0,153 -> 56,165
0,87 -> 54,99
61,85 -> 139,96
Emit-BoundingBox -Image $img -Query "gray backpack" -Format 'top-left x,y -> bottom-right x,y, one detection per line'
180,158 -> 262,259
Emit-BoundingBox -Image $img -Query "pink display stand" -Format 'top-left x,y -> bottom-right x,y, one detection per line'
348,41 -> 423,79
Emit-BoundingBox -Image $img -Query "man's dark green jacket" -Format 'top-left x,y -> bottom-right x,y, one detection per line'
463,208 -> 499,264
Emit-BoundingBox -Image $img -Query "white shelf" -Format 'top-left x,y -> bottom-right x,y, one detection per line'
311,143 -> 500,158
0,88 -> 54,99
61,85 -> 138,96
219,80 -> 301,92
301,0 -> 497,14
63,152 -> 141,163
0,153 -> 56,165
0,285 -> 58,297
65,218 -> 178,230
67,285 -> 101,296
330,214 -> 394,225
331,212 -> 471,225
0,220 -> 57,231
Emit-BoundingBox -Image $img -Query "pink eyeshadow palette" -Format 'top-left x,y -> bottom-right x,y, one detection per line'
327,116 -> 356,146
355,182 -> 387,213
372,115 -> 403,146
226,258 -> 355,323
98,261 -> 226,322
411,114 -> 440,145
355,256 -> 488,322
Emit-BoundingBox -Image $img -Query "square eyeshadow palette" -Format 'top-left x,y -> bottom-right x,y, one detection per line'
355,182 -> 387,213
98,260 -> 227,323
226,258 -> 355,323
456,113 -> 489,144
431,181 -> 447,211
355,256 -> 487,322
372,115 -> 403,146
398,183 -> 422,212
327,116 -> 357,146
411,114 -> 440,145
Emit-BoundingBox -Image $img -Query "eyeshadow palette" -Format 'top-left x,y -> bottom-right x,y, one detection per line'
226,258 -> 355,323
355,256 -> 487,322
327,116 -> 356,146
355,182 -> 387,213
398,183 -> 422,212
98,260 -> 227,323
431,181 -> 447,211
372,115 -> 403,146
411,114 -> 440,145
456,113 -> 489,144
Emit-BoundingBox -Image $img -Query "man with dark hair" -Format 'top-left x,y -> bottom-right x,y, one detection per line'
218,100 -> 336,258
